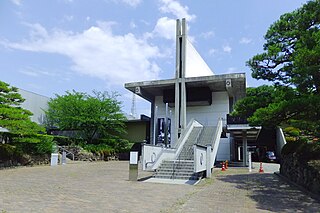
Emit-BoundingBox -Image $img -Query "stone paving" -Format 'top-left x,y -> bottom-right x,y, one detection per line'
169,164 -> 320,213
0,161 -> 195,213
1,161 -> 320,213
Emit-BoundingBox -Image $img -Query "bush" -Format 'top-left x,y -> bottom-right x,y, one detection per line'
282,139 -> 320,162
284,126 -> 300,137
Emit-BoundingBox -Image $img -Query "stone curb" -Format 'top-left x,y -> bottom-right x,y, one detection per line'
274,171 -> 320,202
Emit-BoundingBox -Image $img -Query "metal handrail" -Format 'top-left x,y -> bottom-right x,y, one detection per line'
58,146 -> 75,161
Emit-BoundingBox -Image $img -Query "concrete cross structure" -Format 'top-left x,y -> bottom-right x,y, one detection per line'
125,19 -> 284,180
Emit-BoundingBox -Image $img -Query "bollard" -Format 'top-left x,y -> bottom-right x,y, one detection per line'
225,160 -> 228,169
61,151 -> 67,165
129,151 -> 139,181
50,153 -> 58,166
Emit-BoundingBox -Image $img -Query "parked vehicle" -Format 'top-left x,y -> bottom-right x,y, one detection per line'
265,151 -> 276,162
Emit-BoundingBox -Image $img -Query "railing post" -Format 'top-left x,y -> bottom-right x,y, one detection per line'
206,145 -> 212,178
193,144 -> 197,172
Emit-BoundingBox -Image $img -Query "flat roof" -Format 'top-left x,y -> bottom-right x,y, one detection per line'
125,73 -> 246,102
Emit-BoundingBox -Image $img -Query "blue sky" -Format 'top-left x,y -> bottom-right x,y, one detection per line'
0,0 -> 309,116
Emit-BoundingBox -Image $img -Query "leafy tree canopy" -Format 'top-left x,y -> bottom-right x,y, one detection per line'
0,80 -> 44,141
45,90 -> 127,143
234,1 -> 320,135
248,0 -> 320,94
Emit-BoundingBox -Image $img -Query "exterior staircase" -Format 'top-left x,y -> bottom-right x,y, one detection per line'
153,127 -> 203,180
178,127 -> 202,160
197,126 -> 216,146
152,124 -> 221,181
153,160 -> 200,180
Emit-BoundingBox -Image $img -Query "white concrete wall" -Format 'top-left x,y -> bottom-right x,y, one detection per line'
186,91 -> 229,126
19,89 -> 49,124
154,91 -> 230,158
194,145 -> 207,172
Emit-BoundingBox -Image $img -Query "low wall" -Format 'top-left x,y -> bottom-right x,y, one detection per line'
281,154 -> 320,196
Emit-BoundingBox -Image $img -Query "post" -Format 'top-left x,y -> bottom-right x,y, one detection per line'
238,146 -> 241,161
153,106 -> 158,145
61,151 -> 67,165
164,103 -> 169,147
129,151 -> 139,181
206,145 -> 212,178
242,130 -> 247,167
248,151 -> 252,172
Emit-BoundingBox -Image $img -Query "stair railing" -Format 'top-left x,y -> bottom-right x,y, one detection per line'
210,118 -> 223,168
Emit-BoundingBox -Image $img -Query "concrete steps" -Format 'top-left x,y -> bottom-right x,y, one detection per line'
153,160 -> 200,180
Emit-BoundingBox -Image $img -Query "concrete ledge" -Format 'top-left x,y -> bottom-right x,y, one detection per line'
274,171 -> 320,202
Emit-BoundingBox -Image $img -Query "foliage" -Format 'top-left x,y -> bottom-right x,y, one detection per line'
45,90 -> 127,144
0,81 -> 45,139
282,139 -> 320,162
247,0 -> 320,94
82,137 -> 131,154
0,135 -> 55,162
233,1 -> 320,134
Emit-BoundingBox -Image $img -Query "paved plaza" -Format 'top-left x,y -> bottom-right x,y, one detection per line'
0,161 -> 319,212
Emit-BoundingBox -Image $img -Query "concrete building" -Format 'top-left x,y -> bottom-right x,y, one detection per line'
19,89 -> 49,125
124,19 -> 276,180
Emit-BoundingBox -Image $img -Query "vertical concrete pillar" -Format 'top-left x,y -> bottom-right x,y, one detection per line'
164,103 -> 169,147
174,19 -> 181,144
180,18 -> 187,129
238,145 -> 241,161
242,130 -> 247,167
153,105 -> 158,145
206,145 -> 212,178
151,102 -> 155,145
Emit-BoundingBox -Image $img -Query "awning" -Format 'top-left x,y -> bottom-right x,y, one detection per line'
226,124 -> 261,141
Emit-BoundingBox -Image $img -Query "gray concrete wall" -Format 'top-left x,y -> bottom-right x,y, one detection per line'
19,89 -> 49,124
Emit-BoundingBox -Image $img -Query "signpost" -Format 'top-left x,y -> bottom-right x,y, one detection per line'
129,151 -> 138,181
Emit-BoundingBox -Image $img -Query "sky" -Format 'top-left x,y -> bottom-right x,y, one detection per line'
0,0 -> 309,116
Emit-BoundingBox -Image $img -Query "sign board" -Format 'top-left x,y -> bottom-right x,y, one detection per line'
130,151 -> 138,164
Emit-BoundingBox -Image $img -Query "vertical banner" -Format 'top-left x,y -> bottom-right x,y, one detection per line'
157,118 -> 171,146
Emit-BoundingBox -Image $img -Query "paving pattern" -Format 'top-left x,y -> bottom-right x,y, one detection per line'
0,161 -> 195,213
171,165 -> 320,213
1,161 -> 319,213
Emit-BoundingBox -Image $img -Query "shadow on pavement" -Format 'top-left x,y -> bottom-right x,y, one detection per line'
217,173 -> 320,212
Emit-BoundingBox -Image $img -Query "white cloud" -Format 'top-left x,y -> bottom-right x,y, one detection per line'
19,70 -> 38,77
115,0 -> 142,7
123,0 -> 142,7
64,15 -> 74,22
2,23 -> 161,86
239,37 -> 252,44
159,0 -> 196,21
200,31 -> 215,39
153,17 -> 176,40
19,66 -> 60,78
11,0 -> 22,6
208,48 -> 217,55
222,44 -> 232,53
130,21 -> 137,29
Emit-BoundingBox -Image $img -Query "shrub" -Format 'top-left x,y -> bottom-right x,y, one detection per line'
284,126 -> 300,137
282,138 -> 320,163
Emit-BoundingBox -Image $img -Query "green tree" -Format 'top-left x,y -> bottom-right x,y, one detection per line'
247,0 -> 320,94
0,80 -> 44,142
235,0 -> 320,134
45,90 -> 127,144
